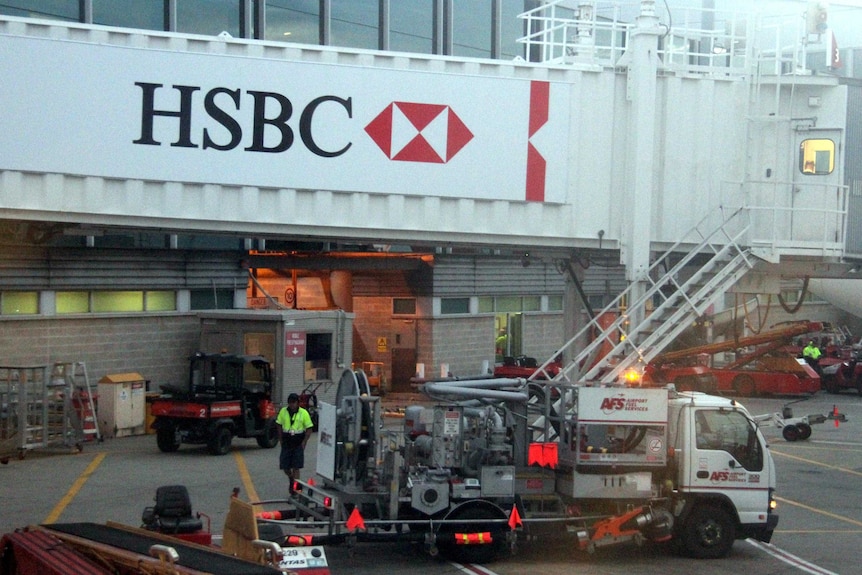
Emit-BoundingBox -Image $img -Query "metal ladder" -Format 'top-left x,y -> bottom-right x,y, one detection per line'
55,361 -> 101,443
531,206 -> 756,386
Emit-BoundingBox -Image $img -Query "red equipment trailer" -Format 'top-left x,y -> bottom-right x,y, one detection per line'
648,321 -> 824,396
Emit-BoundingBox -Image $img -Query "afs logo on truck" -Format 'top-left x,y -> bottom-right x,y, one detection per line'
600,394 -> 626,415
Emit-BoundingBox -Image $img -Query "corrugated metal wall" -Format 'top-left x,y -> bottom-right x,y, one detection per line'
844,78 -> 862,258
0,247 -> 248,290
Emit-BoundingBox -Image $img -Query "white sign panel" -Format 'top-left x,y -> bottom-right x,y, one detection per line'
315,402 -> 336,481
0,34 -> 570,203
577,387 -> 668,424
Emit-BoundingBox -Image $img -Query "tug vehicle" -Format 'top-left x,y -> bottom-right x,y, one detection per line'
150,353 -> 279,455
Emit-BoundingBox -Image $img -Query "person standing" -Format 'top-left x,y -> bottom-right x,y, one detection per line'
276,393 -> 314,494
802,340 -> 822,374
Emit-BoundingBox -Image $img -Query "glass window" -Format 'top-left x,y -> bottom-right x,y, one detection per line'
0,0 -> 79,21
500,0 -> 526,60
331,0 -> 378,50
548,295 -> 563,311
441,297 -> 469,314
92,291 -> 144,313
523,296 -> 540,311
266,0 -> 319,44
694,409 -> 763,471
306,332 -> 333,380
392,298 -> 416,315
496,296 -> 522,313
391,0 -> 433,54
177,0 -> 241,37
146,291 -> 177,311
799,138 -> 835,175
190,289 -> 235,310
1,292 -> 38,315
57,291 -> 90,314
452,0 -> 491,58
93,0 -> 165,31
478,296 -> 494,313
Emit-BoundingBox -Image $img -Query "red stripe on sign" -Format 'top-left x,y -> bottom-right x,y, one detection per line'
526,142 -> 546,202
529,81 -> 549,137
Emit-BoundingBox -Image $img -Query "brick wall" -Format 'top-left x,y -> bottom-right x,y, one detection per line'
0,314 -> 200,389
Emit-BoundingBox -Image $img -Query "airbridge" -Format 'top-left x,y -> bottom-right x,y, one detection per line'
0,2 -> 849,265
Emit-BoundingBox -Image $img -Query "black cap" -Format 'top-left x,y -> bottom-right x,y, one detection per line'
287,393 -> 300,403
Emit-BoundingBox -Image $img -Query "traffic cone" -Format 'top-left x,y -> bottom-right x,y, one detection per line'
834,405 -> 840,427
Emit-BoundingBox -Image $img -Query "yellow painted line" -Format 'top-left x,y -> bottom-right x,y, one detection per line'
233,451 -> 260,503
43,452 -> 107,524
776,496 -> 862,528
771,449 -> 862,478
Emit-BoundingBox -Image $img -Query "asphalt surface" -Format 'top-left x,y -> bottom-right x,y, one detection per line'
1,391 -> 860,574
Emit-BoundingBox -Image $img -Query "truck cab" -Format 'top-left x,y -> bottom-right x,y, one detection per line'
668,391 -> 778,557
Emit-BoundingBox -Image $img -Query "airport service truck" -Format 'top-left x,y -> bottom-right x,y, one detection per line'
263,370 -> 777,563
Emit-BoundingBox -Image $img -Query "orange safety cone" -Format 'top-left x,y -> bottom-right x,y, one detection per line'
834,405 -> 840,427
508,505 -> 523,530
346,508 -> 366,531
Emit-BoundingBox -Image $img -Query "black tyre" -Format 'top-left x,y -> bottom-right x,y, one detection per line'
155,420 -> 180,453
208,426 -> 233,455
256,418 -> 279,449
782,425 -> 801,442
732,375 -> 756,397
796,423 -> 812,440
436,502 -> 508,564
679,504 -> 736,559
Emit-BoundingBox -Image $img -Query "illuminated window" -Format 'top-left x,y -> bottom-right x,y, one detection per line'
1,292 -> 38,315
57,291 -> 90,314
92,291 -> 144,313
146,291 -> 177,311
799,139 -> 834,175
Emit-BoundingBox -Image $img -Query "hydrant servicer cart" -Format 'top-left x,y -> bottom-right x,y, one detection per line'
0,365 -> 85,460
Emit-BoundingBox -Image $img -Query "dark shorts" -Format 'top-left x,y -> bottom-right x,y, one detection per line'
279,443 -> 305,470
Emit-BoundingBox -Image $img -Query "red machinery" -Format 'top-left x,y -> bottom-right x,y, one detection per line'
647,321 -> 824,396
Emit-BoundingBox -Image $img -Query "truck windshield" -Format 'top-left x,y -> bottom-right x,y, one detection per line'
694,409 -> 763,471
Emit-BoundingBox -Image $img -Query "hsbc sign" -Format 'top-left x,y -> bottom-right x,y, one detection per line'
133,85 -> 474,165
0,33 -> 570,203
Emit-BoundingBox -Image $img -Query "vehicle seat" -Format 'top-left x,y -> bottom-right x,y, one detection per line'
142,485 -> 203,534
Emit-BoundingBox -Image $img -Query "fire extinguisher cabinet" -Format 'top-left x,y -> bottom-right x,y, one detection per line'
97,373 -> 146,438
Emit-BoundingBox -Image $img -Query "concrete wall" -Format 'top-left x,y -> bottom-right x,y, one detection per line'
0,314 -> 199,389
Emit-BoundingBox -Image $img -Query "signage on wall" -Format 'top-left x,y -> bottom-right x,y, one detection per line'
285,331 -> 306,358
0,35 -> 570,204
377,337 -> 388,352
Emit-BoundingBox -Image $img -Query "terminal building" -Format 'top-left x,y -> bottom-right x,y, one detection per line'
2,1 -> 862,403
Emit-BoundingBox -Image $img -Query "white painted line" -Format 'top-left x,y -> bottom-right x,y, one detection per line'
746,538 -> 838,575
451,561 -> 499,575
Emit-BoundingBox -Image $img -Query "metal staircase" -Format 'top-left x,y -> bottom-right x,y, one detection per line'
531,206 -> 756,386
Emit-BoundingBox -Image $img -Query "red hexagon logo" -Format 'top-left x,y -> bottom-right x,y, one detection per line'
364,102 -> 473,163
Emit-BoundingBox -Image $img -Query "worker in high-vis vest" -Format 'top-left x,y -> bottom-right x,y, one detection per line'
802,340 -> 822,374
276,393 -> 314,494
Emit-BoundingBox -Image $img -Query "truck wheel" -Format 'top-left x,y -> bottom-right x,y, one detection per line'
156,421 -> 180,453
208,426 -> 233,455
436,502 -> 507,564
782,425 -> 801,442
679,505 -> 735,559
732,375 -> 755,397
256,419 -> 279,449
796,423 -> 812,440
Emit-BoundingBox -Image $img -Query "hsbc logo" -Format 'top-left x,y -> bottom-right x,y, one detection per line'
364,102 -> 473,163
132,85 -> 473,165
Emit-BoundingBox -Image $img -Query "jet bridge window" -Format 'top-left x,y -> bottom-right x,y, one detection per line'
695,409 -> 763,471
799,139 -> 835,175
